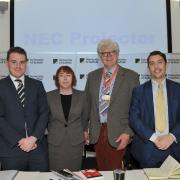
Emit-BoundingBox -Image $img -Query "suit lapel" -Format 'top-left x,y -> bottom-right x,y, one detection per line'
55,90 -> 67,123
144,81 -> 155,128
68,89 -> 77,122
94,69 -> 103,108
6,76 -> 18,94
110,65 -> 125,103
24,76 -> 36,111
24,76 -> 30,109
6,76 -> 24,108
166,79 -> 173,128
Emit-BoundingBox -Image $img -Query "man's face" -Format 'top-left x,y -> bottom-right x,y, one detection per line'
100,47 -> 118,70
6,52 -> 27,78
148,54 -> 167,82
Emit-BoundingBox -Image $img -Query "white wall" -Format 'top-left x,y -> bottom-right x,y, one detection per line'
171,0 -> 180,53
0,1 -> 10,52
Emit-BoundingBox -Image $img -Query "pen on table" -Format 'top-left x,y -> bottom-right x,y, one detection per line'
50,171 -> 63,180
64,169 -> 83,180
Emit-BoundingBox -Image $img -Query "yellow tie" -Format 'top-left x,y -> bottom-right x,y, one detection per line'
155,83 -> 166,133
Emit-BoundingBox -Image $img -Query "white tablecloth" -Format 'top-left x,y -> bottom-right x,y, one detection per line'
2,169 -> 177,180
13,170 -> 148,180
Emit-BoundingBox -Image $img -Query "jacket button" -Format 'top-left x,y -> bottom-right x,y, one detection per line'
64,124 -> 68,127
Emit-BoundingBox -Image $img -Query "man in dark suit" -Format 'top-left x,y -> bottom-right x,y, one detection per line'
85,39 -> 139,170
129,51 -> 180,168
0,47 -> 49,171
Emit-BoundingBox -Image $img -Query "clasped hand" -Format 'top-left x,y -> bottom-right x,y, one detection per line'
18,136 -> 37,152
154,134 -> 174,150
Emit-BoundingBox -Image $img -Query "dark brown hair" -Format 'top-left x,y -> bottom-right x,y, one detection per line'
7,46 -> 28,61
55,66 -> 77,88
147,50 -> 167,66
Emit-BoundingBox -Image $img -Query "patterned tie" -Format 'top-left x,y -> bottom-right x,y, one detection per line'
15,79 -> 25,108
105,71 -> 111,84
99,71 -> 112,116
155,83 -> 166,133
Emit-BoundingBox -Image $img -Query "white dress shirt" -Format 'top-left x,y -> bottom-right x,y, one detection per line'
10,75 -> 25,90
150,79 -> 176,142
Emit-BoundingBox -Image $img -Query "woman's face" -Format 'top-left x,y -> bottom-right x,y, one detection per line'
58,70 -> 73,90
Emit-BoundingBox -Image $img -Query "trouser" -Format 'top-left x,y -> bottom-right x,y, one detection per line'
95,124 -> 126,171
1,153 -> 48,171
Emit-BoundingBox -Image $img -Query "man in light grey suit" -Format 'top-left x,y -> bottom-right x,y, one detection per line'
85,39 -> 139,170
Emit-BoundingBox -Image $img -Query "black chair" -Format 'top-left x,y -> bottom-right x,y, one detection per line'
123,143 -> 140,170
82,144 -> 98,169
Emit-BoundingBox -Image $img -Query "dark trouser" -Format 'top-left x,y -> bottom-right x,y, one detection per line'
95,124 -> 126,171
1,154 -> 48,171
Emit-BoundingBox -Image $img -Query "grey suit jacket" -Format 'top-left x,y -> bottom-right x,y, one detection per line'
85,65 -> 139,148
47,89 -> 88,146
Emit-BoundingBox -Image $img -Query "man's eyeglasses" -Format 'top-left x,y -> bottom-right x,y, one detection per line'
100,51 -> 116,57
9,60 -> 27,66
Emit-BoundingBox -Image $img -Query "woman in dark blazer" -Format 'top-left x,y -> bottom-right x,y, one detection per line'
47,66 -> 88,171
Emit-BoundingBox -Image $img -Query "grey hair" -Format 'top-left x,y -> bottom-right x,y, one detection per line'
97,39 -> 120,56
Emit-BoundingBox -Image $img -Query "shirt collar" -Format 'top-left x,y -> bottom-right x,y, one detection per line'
104,65 -> 117,74
10,75 -> 25,84
151,78 -> 166,87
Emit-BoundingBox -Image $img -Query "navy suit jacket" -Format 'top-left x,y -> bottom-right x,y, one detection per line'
0,76 -> 49,157
129,79 -> 180,167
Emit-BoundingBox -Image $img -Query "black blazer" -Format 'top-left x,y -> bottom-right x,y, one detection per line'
0,76 -> 49,157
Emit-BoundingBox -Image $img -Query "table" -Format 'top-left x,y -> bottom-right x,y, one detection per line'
2,169 -> 178,180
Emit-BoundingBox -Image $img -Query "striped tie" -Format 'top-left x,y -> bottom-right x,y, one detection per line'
99,71 -> 112,116
15,79 -> 25,108
105,71 -> 111,84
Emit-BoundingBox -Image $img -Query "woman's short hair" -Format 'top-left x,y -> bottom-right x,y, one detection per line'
54,66 -> 77,88
97,39 -> 120,56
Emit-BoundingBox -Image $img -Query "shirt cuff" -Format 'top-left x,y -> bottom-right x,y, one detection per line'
149,133 -> 158,142
169,133 -> 177,143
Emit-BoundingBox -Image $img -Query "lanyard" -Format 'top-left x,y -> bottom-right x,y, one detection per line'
102,66 -> 119,93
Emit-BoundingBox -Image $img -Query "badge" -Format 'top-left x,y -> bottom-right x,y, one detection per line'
102,95 -> 111,101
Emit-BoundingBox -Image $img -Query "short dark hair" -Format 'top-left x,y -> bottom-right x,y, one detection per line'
55,66 -> 77,88
7,46 -> 28,61
147,50 -> 167,65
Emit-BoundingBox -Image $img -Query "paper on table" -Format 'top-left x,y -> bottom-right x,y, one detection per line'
36,172 -> 62,180
0,170 -> 18,180
125,170 -> 149,180
144,156 -> 180,179
14,171 -> 40,180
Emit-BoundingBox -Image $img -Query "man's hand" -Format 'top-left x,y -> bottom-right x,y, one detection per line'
115,133 -> 130,150
18,136 -> 37,152
84,131 -> 90,145
154,134 -> 174,150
